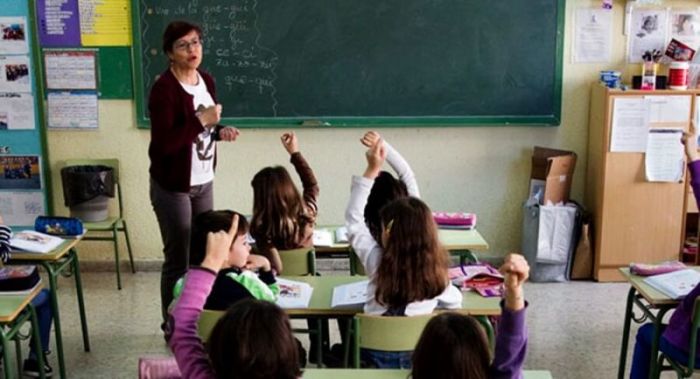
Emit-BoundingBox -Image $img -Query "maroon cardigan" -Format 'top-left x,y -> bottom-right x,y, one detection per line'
148,69 -> 222,193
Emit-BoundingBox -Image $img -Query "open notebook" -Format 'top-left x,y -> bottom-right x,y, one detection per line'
331,280 -> 369,309
275,278 -> 313,308
643,269 -> 700,299
10,230 -> 64,253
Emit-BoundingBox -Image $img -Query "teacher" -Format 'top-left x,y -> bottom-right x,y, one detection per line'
148,21 -> 239,324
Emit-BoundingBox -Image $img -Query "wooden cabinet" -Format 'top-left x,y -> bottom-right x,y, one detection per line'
585,85 -> 693,281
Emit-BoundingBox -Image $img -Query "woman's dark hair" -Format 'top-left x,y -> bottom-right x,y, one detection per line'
412,313 -> 491,379
162,21 -> 202,54
189,210 -> 249,266
374,197 -> 449,308
208,299 -> 301,379
364,171 -> 408,243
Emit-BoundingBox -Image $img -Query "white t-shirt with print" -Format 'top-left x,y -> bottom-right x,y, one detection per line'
179,73 -> 216,186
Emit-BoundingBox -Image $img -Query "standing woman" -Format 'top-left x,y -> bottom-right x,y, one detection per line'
148,21 -> 240,323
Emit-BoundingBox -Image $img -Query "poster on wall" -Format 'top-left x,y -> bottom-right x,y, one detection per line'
0,155 -> 41,190
0,17 -> 28,55
0,191 -> 44,226
0,92 -> 35,130
628,8 -> 668,63
44,50 -> 96,89
36,0 -> 81,47
669,9 -> 700,51
78,0 -> 131,46
47,91 -> 98,129
0,55 -> 31,92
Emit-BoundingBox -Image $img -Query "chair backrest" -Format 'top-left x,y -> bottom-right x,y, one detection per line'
279,247 -> 316,276
138,356 -> 181,379
198,309 -> 225,343
354,313 -> 434,352
64,158 -> 123,217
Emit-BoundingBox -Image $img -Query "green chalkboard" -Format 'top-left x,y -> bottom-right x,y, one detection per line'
98,47 -> 133,99
132,0 -> 564,127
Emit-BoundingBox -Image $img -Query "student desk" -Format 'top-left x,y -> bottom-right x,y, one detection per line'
303,369 -> 553,378
10,237 -> 89,379
616,267 -> 694,379
0,285 -> 46,379
314,226 -> 490,269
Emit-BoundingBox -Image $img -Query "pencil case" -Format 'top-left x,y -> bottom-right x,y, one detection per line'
34,216 -> 84,236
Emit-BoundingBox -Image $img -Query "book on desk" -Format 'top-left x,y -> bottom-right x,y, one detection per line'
276,278 -> 313,308
643,269 -> 700,299
9,230 -> 64,254
331,280 -> 368,309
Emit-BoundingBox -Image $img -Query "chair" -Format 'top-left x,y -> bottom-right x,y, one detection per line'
351,313 -> 434,368
349,249 -> 366,276
64,159 -> 135,290
197,309 -> 225,343
278,247 -> 316,276
655,298 -> 700,378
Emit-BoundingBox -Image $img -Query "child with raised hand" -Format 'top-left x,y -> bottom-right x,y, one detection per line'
345,139 -> 462,368
629,130 -> 700,379
250,131 -> 319,274
412,253 -> 529,379
360,131 -> 419,243
186,210 -> 278,311
168,214 -> 302,379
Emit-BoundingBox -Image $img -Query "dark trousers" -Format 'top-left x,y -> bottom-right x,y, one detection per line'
29,289 -> 52,359
630,323 -> 698,378
150,178 -> 213,322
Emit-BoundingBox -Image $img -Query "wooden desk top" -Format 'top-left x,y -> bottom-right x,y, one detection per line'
10,236 -> 82,262
282,275 -> 501,316
0,284 -> 42,323
314,226 -> 489,254
302,369 -> 552,378
618,267 -> 700,306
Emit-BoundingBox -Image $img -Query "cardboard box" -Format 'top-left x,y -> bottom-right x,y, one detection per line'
529,146 -> 577,205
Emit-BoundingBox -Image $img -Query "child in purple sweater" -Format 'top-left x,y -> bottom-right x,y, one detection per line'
168,214 -> 301,379
630,132 -> 700,378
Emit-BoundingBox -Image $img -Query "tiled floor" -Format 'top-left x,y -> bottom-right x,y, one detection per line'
11,268 -> 693,378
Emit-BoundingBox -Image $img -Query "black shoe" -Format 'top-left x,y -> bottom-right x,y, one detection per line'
22,358 -> 53,378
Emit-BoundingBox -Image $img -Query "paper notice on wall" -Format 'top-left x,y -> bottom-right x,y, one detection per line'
645,95 -> 691,124
611,97 -> 649,152
36,0 -> 81,47
645,128 -> 685,182
0,93 -> 35,130
0,17 -> 29,55
44,50 -> 96,90
574,8 -> 612,63
669,10 -> 700,53
0,55 -> 31,93
47,91 -> 98,129
79,0 -> 132,46
0,192 -> 45,227
628,8 -> 668,63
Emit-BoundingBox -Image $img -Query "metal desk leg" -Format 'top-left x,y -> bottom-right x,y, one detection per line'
475,315 -> 495,349
618,287 -> 636,379
28,304 -> 47,379
648,307 -> 671,379
70,249 -> 90,352
42,261 -> 66,379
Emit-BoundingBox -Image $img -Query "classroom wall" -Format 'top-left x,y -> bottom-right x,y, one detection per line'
44,0 -> 654,266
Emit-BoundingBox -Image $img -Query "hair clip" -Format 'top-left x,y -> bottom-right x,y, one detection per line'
385,219 -> 394,235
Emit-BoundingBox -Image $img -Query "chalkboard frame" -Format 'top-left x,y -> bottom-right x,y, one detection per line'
131,0 -> 565,129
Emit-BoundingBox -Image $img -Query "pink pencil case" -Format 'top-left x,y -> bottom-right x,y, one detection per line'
432,212 -> 476,226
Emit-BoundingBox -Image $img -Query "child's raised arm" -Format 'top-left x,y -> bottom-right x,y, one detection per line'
361,131 -> 419,197
280,132 -> 299,155
499,254 -> 529,311
363,138 -> 387,179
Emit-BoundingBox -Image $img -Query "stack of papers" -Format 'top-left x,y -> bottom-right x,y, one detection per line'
10,230 -> 64,253
312,229 -> 334,247
643,269 -> 700,299
334,226 -> 348,243
331,280 -> 368,309
275,278 -> 313,309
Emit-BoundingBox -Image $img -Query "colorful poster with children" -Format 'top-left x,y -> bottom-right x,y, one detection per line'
0,155 -> 41,190
0,17 -> 28,55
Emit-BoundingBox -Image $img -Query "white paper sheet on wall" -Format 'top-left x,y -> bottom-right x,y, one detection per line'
0,92 -> 34,130
611,97 -> 649,152
47,91 -> 98,129
0,17 -> 29,55
574,8 -> 612,63
0,55 -> 30,93
645,128 -> 685,182
0,191 -> 44,226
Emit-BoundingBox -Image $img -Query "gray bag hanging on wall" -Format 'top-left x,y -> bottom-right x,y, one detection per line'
521,201 -> 583,282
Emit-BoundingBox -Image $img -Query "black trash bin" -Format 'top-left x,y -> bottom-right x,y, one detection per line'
61,165 -> 115,222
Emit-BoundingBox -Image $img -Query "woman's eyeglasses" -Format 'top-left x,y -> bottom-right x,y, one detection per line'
173,38 -> 202,51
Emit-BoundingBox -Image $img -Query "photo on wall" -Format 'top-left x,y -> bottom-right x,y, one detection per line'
0,17 -> 28,55
0,155 -> 41,190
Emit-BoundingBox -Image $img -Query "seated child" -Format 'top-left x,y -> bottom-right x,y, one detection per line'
412,254 -> 530,379
345,139 -> 462,368
629,131 -> 700,378
0,213 -> 54,377
168,214 -> 301,378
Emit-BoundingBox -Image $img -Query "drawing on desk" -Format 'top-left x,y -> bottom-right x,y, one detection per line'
331,280 -> 369,309
312,229 -> 334,247
644,269 -> 700,299
9,230 -> 63,253
275,278 -> 313,309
